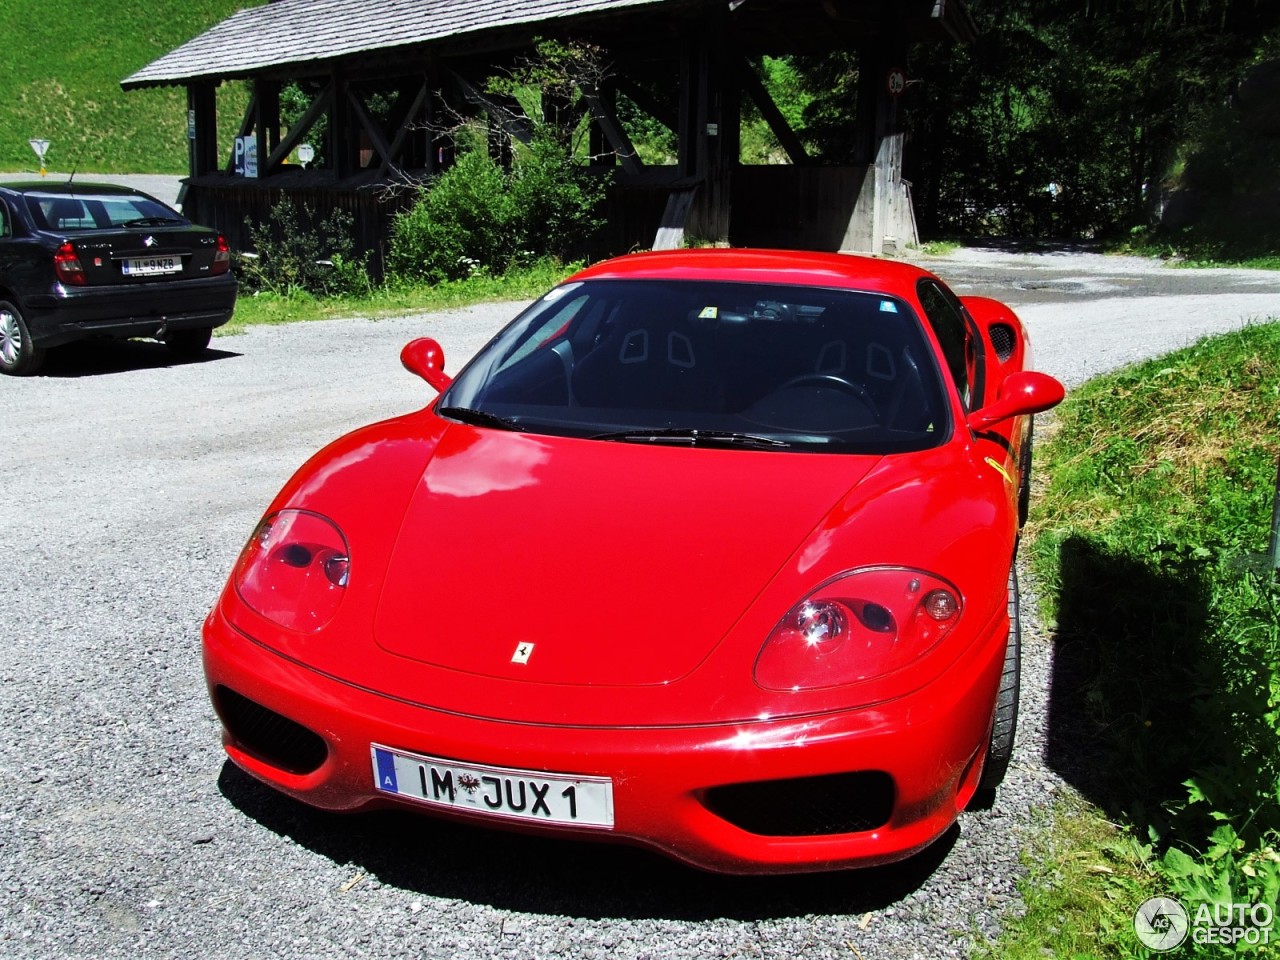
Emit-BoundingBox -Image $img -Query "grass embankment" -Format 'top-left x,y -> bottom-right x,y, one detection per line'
0,1 -> 256,173
989,322 -> 1280,957
224,260 -> 574,335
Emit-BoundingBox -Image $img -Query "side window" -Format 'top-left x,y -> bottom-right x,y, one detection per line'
0,200 -> 9,239
916,280 -> 973,409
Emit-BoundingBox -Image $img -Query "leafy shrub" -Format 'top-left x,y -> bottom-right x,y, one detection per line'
387,131 -> 603,284
508,134 -> 605,258
387,149 -> 514,284
239,198 -> 370,297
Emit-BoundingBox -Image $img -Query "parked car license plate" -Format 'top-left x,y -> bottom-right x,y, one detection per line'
371,745 -> 614,827
122,256 -> 180,276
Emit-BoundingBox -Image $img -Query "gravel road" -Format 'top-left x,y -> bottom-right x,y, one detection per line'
2,249 -> 1277,960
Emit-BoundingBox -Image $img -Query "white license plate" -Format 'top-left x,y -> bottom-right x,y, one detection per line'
371,745 -> 614,828
122,256 -> 180,276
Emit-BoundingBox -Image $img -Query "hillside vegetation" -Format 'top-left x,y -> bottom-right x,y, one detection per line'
0,0 -> 259,173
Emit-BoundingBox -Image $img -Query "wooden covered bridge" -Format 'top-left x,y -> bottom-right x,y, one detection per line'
123,0 -> 975,272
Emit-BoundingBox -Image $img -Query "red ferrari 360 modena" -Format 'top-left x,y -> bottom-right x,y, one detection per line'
203,249 -> 1063,874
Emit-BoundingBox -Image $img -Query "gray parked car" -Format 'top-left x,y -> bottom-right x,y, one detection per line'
0,180 -> 237,375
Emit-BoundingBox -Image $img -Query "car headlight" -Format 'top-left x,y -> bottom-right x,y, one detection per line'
233,509 -> 350,633
754,567 -> 962,691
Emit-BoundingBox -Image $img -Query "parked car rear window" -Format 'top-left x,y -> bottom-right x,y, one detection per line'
25,192 -> 181,232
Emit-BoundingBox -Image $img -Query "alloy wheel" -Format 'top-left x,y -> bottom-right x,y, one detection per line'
0,307 -> 20,366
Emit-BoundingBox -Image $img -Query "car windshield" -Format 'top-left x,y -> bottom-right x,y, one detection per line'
440,279 -> 951,454
25,192 -> 183,232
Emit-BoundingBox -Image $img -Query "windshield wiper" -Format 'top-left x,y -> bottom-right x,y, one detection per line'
122,217 -> 185,227
437,406 -> 527,432
590,427 -> 790,449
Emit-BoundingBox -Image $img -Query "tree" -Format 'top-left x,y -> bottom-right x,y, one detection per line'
898,0 -> 1280,240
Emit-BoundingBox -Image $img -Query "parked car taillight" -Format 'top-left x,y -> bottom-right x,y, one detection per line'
53,241 -> 85,286
211,235 -> 231,276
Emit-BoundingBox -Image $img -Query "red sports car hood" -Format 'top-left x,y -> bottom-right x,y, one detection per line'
373,426 -> 880,686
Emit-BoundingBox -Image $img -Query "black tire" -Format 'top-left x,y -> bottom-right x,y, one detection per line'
165,326 -> 213,358
977,565 -> 1021,793
0,299 -> 45,376
1017,417 -> 1035,527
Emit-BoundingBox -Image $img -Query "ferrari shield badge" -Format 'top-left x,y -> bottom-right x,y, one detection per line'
511,642 -> 534,664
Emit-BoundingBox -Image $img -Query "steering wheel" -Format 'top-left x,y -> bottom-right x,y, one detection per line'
776,373 -> 882,420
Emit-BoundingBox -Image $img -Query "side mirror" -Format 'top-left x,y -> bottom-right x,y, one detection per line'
967,370 -> 1065,431
400,337 -> 453,393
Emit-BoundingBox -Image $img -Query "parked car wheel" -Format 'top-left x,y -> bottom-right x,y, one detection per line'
977,565 -> 1021,793
165,327 -> 213,358
0,300 -> 45,376
1017,418 -> 1035,527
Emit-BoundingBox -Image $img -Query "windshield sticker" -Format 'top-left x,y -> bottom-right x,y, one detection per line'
698,306 -> 719,319
879,300 -> 899,313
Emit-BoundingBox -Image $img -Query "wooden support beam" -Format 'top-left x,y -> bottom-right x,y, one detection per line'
255,80 -> 280,177
265,82 -> 334,170
446,68 -> 533,144
382,80 -> 431,174
700,18 -> 735,243
653,186 -> 698,250
613,75 -> 678,133
738,58 -> 809,165
187,82 -> 217,178
331,67 -> 354,178
851,44 -> 879,165
347,87 -> 395,170
676,39 -> 699,178
580,81 -> 643,175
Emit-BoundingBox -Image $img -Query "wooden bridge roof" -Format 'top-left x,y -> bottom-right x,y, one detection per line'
122,0 -> 975,90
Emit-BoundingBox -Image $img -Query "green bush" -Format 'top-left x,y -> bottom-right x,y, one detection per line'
239,198 -> 370,297
387,132 -> 603,284
509,134 -> 605,258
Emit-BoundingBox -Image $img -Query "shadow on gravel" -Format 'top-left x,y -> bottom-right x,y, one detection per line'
218,761 -> 957,920
36,339 -> 240,377
1044,535 -> 1213,831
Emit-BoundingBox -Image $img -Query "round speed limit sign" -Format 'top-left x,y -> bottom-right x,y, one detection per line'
886,68 -> 906,96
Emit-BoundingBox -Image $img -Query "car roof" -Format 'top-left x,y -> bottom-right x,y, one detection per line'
566,249 -> 938,298
0,181 -> 147,196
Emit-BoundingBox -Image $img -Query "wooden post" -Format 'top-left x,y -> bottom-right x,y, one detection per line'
676,37 -> 699,179
187,82 -> 217,178
331,67 -> 352,178
255,80 -> 280,178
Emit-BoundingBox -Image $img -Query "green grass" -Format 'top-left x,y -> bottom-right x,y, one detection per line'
1113,229 -> 1280,271
1173,255 -> 1280,271
0,1 -> 259,173
995,321 -> 1280,958
976,795 -> 1158,960
920,240 -> 963,256
224,260 -> 577,335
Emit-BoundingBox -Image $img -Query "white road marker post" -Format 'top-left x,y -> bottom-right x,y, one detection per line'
28,139 -> 50,177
